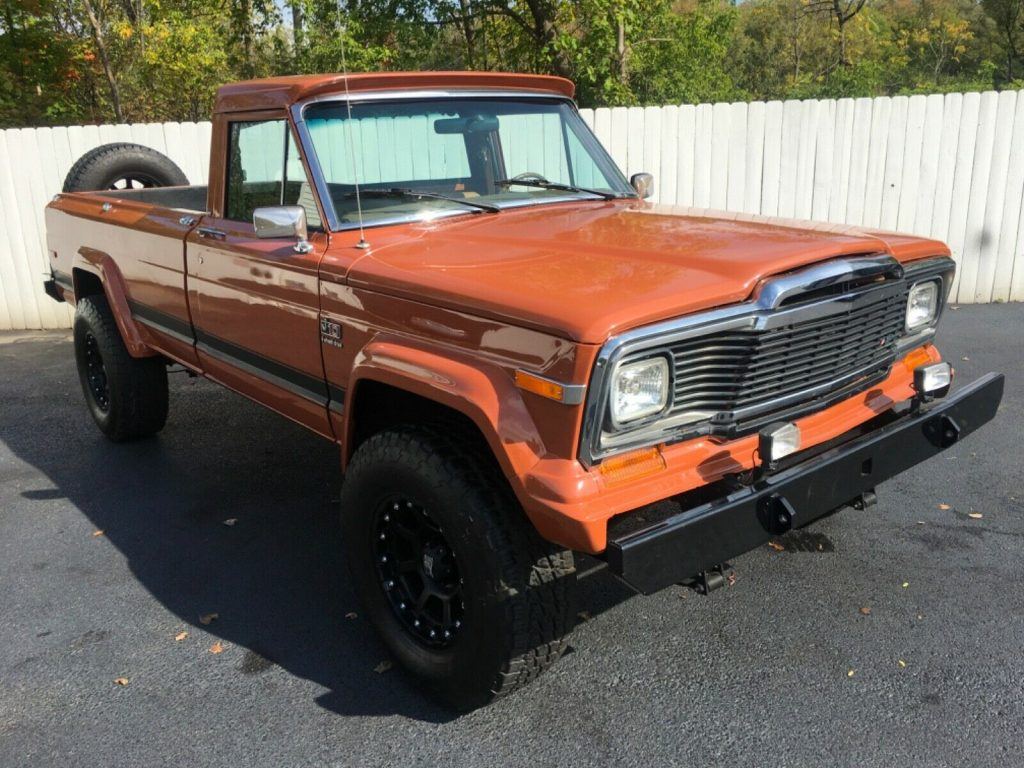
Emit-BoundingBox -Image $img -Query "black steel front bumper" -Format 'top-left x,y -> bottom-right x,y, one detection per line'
605,373 -> 1005,594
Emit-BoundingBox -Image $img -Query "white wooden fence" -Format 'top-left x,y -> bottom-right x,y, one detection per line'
1,90 -> 1022,330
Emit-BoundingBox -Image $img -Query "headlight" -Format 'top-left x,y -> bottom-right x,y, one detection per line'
610,357 -> 669,426
906,280 -> 939,331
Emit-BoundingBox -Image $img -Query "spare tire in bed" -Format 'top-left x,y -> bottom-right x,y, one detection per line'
63,143 -> 189,192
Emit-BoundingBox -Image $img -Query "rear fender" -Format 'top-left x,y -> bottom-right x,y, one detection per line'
74,248 -> 156,358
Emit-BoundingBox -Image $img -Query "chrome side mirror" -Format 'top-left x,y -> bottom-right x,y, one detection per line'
630,172 -> 654,200
253,205 -> 313,253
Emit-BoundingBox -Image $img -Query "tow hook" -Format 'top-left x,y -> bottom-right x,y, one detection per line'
759,494 -> 798,534
683,563 -> 733,595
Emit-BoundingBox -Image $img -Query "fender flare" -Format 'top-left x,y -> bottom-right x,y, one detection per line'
342,339 -> 548,502
73,248 -> 156,358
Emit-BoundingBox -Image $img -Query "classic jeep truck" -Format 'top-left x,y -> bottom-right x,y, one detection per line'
43,72 -> 1003,709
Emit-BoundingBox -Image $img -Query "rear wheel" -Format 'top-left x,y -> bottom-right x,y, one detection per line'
73,295 -> 168,441
340,425 -> 576,710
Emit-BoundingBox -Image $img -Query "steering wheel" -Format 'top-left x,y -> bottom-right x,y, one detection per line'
510,171 -> 549,183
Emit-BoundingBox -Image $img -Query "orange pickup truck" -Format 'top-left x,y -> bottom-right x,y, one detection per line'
44,72 -> 1003,709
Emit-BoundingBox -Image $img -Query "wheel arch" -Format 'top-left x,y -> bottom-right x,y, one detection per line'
72,253 -> 156,358
341,340 -> 549,508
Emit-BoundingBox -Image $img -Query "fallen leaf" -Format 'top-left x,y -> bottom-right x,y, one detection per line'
345,611 -> 358,620
898,659 -> 907,668
113,677 -> 129,686
902,582 -> 910,589
199,612 -> 219,625
847,669 -> 855,678
374,660 -> 393,674
174,631 -> 188,642
767,541 -> 785,552
92,530 -> 104,537
727,571 -> 737,587
938,503 -> 951,510
209,642 -> 224,654
223,518 -> 238,527
859,606 -> 871,615
968,512 -> 983,520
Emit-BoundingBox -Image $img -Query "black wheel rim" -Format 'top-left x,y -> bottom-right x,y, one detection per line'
107,174 -> 161,190
373,496 -> 464,649
83,332 -> 110,412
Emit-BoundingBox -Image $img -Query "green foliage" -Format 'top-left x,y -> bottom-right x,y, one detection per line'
0,0 -> 1021,128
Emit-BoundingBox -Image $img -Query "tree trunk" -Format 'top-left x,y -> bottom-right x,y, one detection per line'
616,17 -> 628,87
290,0 -> 304,55
458,0 -> 477,68
81,0 -> 125,122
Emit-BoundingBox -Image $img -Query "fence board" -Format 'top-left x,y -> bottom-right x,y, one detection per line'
2,90 -> 1022,330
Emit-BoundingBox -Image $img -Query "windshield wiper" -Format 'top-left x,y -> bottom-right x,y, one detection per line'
344,188 -> 500,213
494,179 -> 621,200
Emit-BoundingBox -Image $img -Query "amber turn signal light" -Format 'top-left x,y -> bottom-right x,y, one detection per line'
515,370 -> 565,401
598,446 -> 666,486
514,370 -> 586,405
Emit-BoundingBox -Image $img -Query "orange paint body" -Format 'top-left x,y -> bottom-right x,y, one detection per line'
45,72 -> 955,554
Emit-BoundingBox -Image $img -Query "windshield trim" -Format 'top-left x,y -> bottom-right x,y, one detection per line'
290,92 -> 635,233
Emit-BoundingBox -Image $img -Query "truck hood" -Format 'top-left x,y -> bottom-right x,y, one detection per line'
345,200 -> 948,344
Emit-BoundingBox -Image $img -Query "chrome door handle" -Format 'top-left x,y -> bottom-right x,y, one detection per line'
197,227 -> 226,240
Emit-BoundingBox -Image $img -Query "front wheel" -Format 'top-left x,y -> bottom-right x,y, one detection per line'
340,425 -> 576,710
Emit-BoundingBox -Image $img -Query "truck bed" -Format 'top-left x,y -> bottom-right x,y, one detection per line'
90,185 -> 208,213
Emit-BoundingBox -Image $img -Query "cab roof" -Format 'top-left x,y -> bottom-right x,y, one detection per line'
214,71 -> 576,114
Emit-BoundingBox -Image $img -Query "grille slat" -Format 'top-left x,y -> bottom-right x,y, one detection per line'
652,284 -> 909,426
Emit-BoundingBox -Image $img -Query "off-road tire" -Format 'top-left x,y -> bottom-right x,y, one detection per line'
73,295 -> 168,441
340,425 -> 576,710
62,143 -> 188,192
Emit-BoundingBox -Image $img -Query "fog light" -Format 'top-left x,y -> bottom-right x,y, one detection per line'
758,422 -> 801,466
913,362 -> 952,399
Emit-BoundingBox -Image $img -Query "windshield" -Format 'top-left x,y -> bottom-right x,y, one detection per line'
301,98 -> 634,229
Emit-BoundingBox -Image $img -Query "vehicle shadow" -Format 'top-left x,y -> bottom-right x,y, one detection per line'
1,337 -> 634,722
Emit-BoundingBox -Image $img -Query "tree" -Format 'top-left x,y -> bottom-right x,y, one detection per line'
982,0 -> 1023,81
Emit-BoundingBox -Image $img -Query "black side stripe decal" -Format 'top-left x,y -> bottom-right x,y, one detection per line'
127,298 -> 345,412
128,300 -> 194,345
328,384 -> 345,414
195,329 -> 330,406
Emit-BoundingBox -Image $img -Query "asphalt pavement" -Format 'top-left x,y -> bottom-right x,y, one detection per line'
0,303 -> 1021,767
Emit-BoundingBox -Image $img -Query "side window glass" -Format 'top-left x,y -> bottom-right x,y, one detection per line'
283,131 -> 322,230
225,120 -> 286,222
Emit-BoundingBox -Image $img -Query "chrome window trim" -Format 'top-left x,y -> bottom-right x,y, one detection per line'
578,254 -> 956,467
289,91 -> 634,233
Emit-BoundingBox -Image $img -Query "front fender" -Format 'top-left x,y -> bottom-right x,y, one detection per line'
342,339 -> 608,552
343,339 -> 547,481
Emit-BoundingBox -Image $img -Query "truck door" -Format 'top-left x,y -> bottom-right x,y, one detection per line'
185,114 -> 333,439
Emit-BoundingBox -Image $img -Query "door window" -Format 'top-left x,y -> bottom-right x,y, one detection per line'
225,120 -> 321,228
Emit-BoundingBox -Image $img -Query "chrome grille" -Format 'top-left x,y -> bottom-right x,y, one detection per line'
579,254 -> 956,467
661,284 -> 908,423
